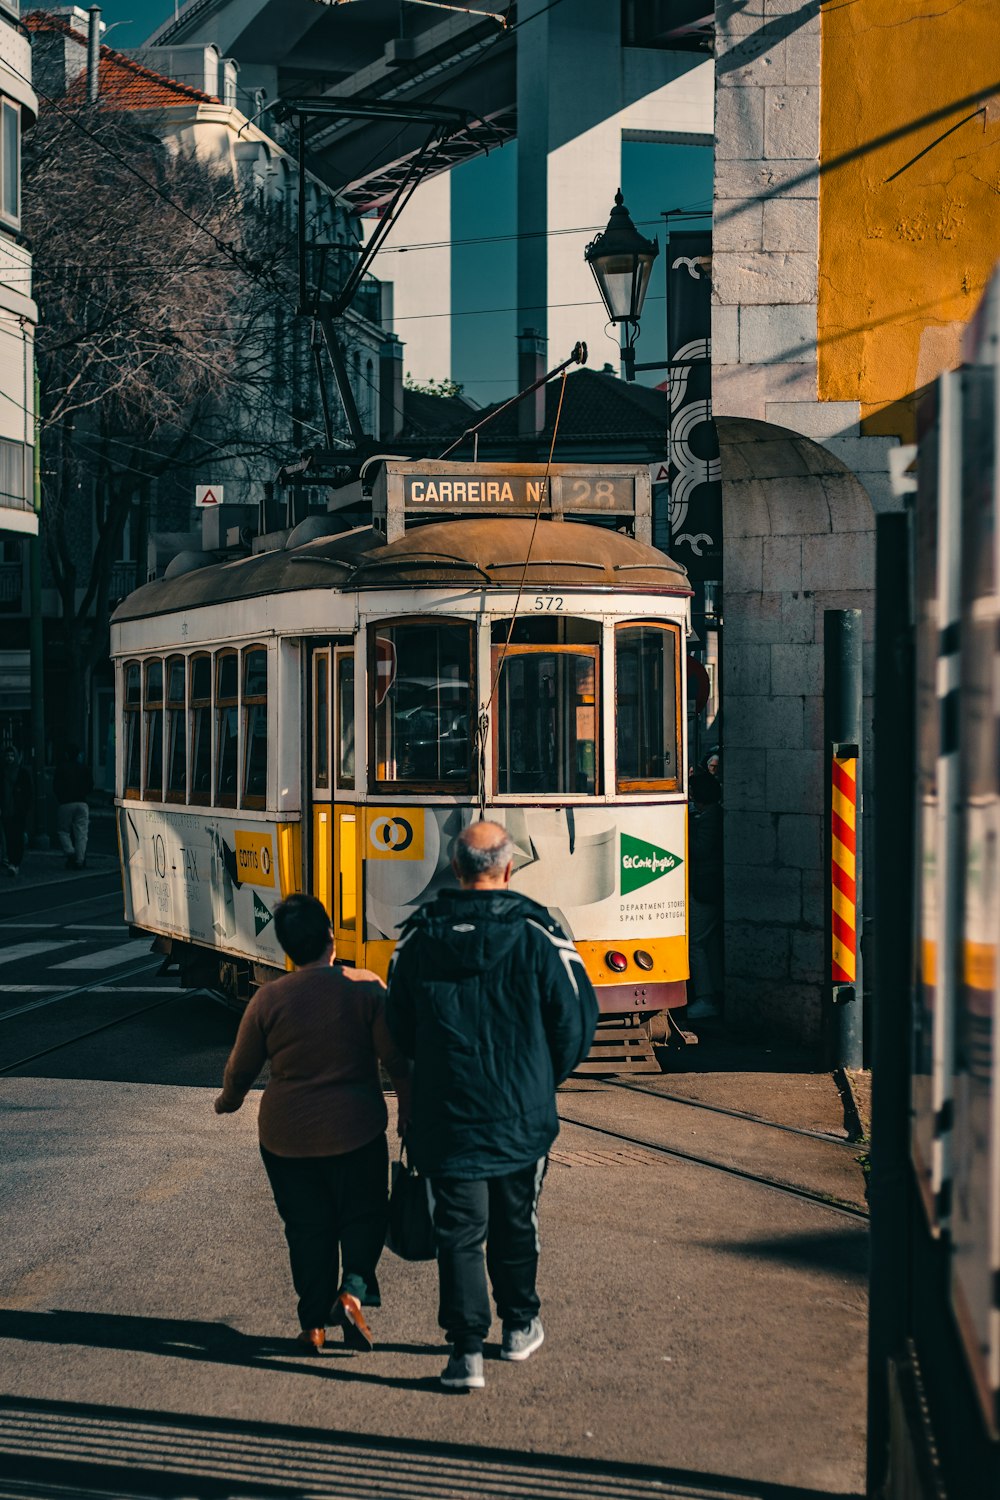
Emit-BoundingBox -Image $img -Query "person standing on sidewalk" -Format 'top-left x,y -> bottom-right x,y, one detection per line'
386,820 -> 598,1392
215,893 -> 411,1354
54,744 -> 92,871
0,745 -> 31,876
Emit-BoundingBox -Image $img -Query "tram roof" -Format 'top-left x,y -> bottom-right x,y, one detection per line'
111,518 -> 691,624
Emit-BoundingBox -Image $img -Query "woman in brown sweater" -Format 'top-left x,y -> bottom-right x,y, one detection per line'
215,893 -> 410,1353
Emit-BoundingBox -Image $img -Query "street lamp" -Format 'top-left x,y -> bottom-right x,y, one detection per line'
585,189 -> 659,382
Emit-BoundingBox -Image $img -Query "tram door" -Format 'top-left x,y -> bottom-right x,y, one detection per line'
309,642 -> 358,962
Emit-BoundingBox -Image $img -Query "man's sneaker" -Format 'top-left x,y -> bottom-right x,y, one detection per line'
501,1317 -> 544,1362
440,1351 -> 485,1390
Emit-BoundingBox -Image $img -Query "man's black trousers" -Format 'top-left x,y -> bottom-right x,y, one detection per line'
260,1134 -> 388,1329
428,1156 -> 548,1356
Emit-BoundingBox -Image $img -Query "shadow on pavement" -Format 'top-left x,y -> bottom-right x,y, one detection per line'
5,991 -> 243,1090
0,1308 -> 434,1393
723,1228 -> 869,1277
656,1036 -> 823,1076
0,1392 -> 863,1500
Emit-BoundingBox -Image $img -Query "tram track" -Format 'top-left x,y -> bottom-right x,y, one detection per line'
0,968 -> 189,1078
555,1106 -> 869,1222
603,1077 -> 856,1148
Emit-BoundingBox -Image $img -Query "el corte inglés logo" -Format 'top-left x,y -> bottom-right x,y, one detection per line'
620,832 -> 683,895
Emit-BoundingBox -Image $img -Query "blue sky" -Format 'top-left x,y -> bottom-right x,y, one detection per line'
88,6 -> 714,404
95,0 -> 173,47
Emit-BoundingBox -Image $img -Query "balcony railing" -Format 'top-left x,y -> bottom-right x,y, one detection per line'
0,560 -> 22,604
110,560 -> 137,599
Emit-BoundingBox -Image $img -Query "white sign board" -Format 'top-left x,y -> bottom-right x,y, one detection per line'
649,460 -> 670,488
195,484 -> 224,508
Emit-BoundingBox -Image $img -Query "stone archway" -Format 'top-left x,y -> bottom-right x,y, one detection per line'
715,417 -> 877,1049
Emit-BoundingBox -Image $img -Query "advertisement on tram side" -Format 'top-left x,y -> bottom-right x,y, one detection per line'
118,805 -> 291,968
362,803 -> 687,945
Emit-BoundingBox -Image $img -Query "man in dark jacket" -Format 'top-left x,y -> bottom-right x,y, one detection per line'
386,819 -> 598,1392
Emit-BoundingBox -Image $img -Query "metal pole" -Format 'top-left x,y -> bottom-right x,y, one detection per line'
29,368 -> 47,847
87,8 -> 101,106
824,607 -> 863,1068
866,512 -> 915,1496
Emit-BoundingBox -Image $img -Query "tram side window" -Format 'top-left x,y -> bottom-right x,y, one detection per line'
615,623 -> 681,790
143,659 -> 164,800
123,660 -> 141,796
337,651 -> 355,789
494,640 -> 599,796
215,650 -> 239,807
189,653 -> 212,805
242,646 -> 268,808
372,622 -> 472,789
165,656 -> 186,800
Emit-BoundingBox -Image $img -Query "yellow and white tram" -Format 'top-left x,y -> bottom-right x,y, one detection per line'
111,461 -> 693,1064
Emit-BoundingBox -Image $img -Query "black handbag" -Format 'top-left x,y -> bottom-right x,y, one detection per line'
386,1141 -> 436,1262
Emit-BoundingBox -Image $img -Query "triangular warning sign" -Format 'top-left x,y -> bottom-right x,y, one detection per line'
253,891 -> 272,936
650,463 -> 670,485
620,832 -> 683,895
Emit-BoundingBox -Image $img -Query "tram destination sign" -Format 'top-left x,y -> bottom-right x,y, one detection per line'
403,472 -> 635,511
376,461 -> 651,543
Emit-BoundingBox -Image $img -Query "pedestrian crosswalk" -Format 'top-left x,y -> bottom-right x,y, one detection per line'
0,937 -> 151,971
0,941 -> 67,968
51,940 -> 154,972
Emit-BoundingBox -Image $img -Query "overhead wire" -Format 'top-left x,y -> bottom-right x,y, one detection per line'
473,366 -> 570,816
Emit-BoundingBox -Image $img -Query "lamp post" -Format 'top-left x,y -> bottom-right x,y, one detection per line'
584,189 -> 659,382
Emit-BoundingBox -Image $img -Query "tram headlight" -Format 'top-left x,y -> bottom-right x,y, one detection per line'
605,950 -> 628,973
633,949 -> 654,971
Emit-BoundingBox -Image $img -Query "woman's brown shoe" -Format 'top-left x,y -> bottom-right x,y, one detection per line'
336,1293 -> 374,1352
296,1327 -> 326,1353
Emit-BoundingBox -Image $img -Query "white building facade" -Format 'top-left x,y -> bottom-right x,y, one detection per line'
0,1 -> 37,543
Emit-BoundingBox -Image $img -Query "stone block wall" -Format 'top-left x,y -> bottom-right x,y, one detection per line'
716,417 -> 875,1048
712,0 -> 897,512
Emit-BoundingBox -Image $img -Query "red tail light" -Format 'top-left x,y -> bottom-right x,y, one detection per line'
605,950 -> 628,972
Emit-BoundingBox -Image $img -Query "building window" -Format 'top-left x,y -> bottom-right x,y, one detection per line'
189,653 -> 212,805
123,660 -> 141,796
165,655 -> 186,800
615,622 -> 681,790
371,621 -> 473,790
1,100 -> 19,226
215,650 -> 239,806
241,645 -> 267,808
0,438 -> 26,508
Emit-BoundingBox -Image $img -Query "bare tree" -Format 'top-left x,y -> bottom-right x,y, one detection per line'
23,101 -> 300,744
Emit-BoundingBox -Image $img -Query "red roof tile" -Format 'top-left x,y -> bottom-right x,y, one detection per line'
25,12 -> 219,108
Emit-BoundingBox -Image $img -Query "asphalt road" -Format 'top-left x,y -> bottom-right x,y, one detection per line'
0,879 -> 868,1500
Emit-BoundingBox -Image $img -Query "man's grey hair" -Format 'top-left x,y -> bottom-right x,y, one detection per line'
452,823 -> 515,880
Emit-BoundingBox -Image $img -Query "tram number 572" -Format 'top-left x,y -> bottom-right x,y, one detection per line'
533,596 -> 565,611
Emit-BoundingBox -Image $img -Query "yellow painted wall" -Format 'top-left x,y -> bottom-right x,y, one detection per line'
819,0 -> 1000,438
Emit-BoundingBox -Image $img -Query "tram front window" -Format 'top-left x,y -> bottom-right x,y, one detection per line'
165,655 -> 186,799
495,647 -> 599,796
372,622 -> 472,789
615,622 -> 681,790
